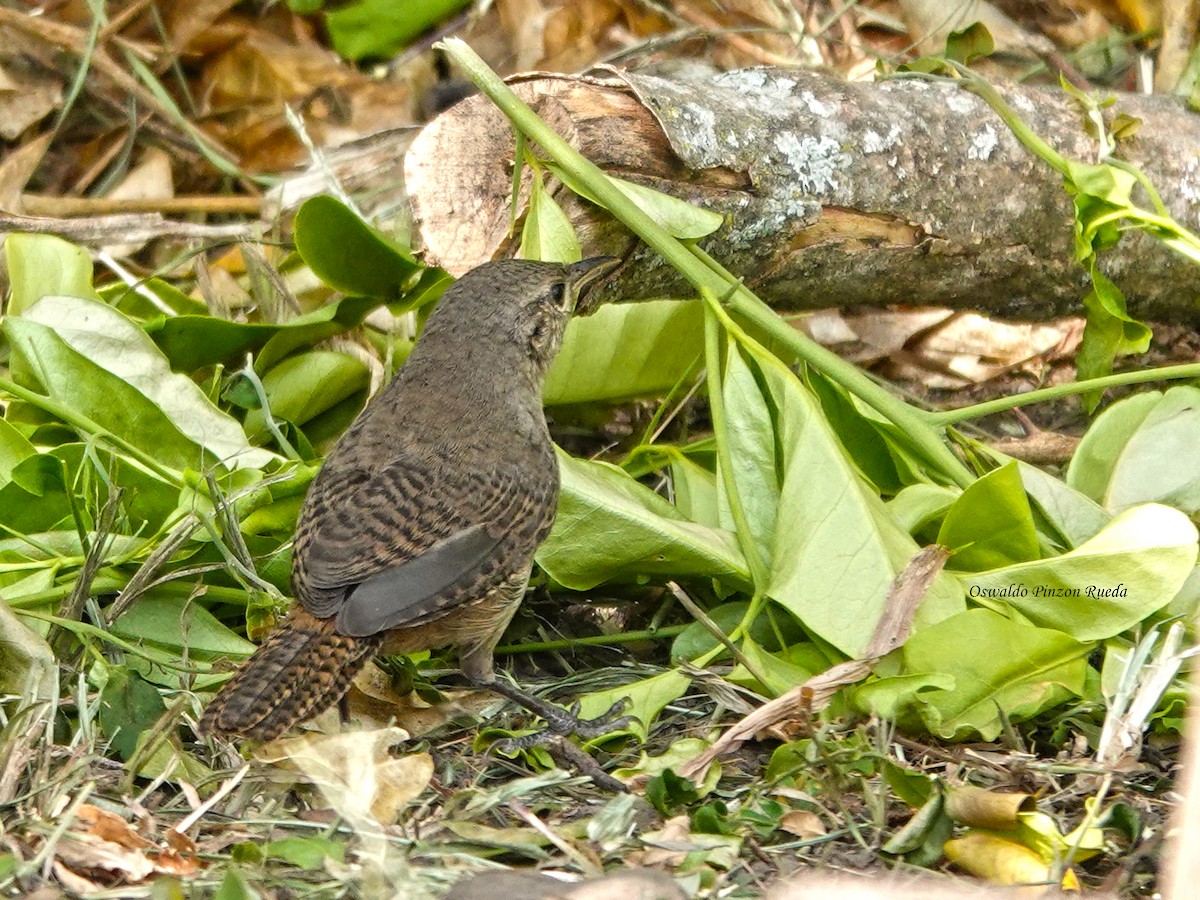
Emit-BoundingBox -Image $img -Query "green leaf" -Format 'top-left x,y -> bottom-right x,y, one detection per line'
857,608 -> 1090,740
143,296 -> 383,374
669,454 -> 720,528
938,462 -> 1039,572
804,369 -> 903,494
518,171 -> 581,264
293,196 -> 421,298
945,22 -> 995,63
0,418 -> 36,485
537,450 -> 749,590
325,0 -> 471,59
0,599 -> 57,704
5,296 -> 277,472
263,837 -> 345,868
724,343 -> 964,656
99,668 -> 168,761
669,600 -> 804,661
962,504 -> 1197,640
1075,265 -> 1152,399
243,350 -> 370,442
111,593 -> 256,660
1066,390 -> 1160,504
214,865 -> 262,900
887,484 -> 959,536
1070,387 -> 1200,515
1017,462 -> 1110,549
4,233 -> 99,315
548,163 -> 724,240
544,300 -> 702,405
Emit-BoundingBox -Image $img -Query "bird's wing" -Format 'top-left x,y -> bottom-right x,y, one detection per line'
293,454 -> 554,633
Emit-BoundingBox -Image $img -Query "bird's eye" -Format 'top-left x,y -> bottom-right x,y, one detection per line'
549,283 -> 566,306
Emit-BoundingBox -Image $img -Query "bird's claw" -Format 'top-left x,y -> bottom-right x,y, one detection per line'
492,699 -> 636,753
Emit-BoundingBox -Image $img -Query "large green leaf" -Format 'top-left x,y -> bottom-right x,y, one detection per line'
536,451 -> 749,590
6,296 -> 277,472
1065,391 -> 1160,504
725,344 -> 964,656
857,608 -> 1089,740
545,301 -> 702,405
110,593 -> 256,660
963,504 -> 1197,640
938,462 -> 1039,572
4,233 -> 99,315
293,196 -> 421,298
1069,387 -> 1200,515
243,350 -> 370,442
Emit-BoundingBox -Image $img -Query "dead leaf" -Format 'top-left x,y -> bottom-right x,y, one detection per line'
945,832 -> 1081,894
0,133 -> 51,218
260,727 -> 434,825
945,786 -> 1033,830
0,51 -> 63,140
779,810 -> 826,839
75,804 -> 154,851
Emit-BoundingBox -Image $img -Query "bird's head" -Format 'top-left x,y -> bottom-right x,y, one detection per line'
440,256 -> 619,374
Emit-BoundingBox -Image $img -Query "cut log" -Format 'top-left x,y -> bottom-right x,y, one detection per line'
404,68 -> 1200,323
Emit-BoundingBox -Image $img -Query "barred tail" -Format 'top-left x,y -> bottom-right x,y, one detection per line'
199,607 -> 382,742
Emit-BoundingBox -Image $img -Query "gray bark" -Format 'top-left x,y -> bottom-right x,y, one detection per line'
402,68 -> 1200,323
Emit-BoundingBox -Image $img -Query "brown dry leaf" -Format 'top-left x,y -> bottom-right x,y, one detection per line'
916,314 -> 1075,385
639,815 -> 693,868
779,810 -> 826,839
0,132 -> 52,211
75,804 -> 153,851
198,28 -> 415,172
259,727 -> 434,825
945,785 -> 1033,830
0,51 -> 63,140
163,0 -> 241,52
51,860 -> 104,896
945,832 -> 1081,894
348,664 -> 496,736
54,832 -> 157,884
838,309 -> 954,365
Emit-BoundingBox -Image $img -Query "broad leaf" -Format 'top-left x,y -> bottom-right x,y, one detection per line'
857,608 -> 1090,740
537,451 -> 749,590
544,300 -> 702,405
4,233 -> 99,315
724,343 -> 964,655
293,195 -> 421,298
938,463 -> 1039,572
962,504 -> 1197,640
6,296 -> 277,472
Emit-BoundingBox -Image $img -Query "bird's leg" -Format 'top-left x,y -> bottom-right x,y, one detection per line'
472,674 -> 631,748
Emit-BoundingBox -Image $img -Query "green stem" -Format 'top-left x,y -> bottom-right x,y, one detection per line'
0,377 -> 182,485
929,363 -> 1200,426
440,38 -> 975,489
9,572 -> 259,609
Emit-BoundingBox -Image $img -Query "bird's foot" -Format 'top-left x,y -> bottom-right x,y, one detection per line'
478,677 -> 633,753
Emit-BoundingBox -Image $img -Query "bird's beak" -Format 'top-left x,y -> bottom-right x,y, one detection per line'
564,256 -> 620,313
